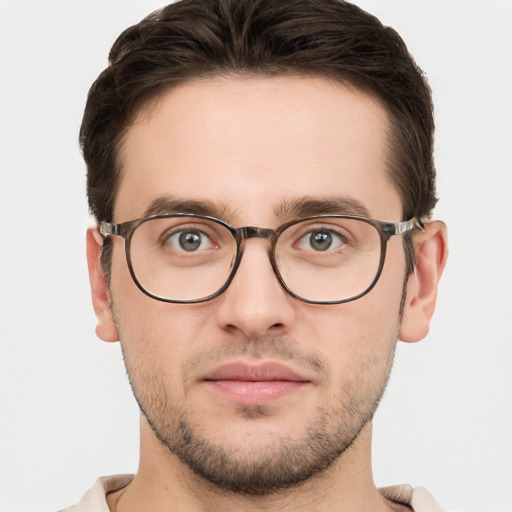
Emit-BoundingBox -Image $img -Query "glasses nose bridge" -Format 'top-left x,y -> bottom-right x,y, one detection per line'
230,225 -> 281,291
234,225 -> 278,264
238,226 -> 276,242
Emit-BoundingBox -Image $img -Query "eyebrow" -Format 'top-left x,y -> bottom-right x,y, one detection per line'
142,194 -> 370,222
275,196 -> 370,219
143,196 -> 237,219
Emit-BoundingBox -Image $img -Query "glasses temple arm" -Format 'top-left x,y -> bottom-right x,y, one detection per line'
392,217 -> 427,236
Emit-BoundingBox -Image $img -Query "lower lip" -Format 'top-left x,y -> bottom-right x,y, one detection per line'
205,380 -> 308,405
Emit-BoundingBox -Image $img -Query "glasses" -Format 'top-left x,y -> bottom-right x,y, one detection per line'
99,214 -> 424,305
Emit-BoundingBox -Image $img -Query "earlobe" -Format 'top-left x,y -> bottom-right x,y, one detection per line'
86,227 -> 119,343
399,221 -> 448,343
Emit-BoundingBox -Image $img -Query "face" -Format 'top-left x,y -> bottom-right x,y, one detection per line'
98,76 -> 412,493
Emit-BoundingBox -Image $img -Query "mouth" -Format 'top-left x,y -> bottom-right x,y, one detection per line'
201,362 -> 311,405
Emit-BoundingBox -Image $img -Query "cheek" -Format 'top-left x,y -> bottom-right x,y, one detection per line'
113,297 -> 208,351
110,257 -> 220,377
110,247 -> 197,342
300,265 -> 405,344
112,298 -> 203,405
295,253 -> 406,369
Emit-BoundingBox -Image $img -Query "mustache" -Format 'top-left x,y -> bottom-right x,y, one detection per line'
182,336 -> 327,376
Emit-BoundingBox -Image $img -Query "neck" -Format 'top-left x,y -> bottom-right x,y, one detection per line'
108,420 -> 399,512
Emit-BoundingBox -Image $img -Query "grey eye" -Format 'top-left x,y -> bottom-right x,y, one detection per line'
179,231 -> 203,251
165,230 -> 211,252
308,231 -> 333,251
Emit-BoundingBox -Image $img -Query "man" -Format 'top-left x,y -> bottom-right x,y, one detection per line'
65,0 -> 448,510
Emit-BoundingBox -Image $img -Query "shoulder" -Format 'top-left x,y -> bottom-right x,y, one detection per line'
58,475 -> 134,512
380,484 -> 450,512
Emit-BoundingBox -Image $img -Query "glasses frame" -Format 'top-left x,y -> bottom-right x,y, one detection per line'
99,213 -> 425,305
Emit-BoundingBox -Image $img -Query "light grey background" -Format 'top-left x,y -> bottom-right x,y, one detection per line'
1,1 -> 511,511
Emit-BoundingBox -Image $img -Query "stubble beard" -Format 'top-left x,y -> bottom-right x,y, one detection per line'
118,332 -> 397,496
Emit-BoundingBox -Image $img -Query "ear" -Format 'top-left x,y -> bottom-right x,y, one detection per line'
86,227 -> 119,343
399,221 -> 448,343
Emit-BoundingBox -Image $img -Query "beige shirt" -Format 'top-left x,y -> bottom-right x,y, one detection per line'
60,475 -> 449,511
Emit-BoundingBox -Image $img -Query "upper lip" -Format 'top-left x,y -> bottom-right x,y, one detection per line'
203,362 -> 310,382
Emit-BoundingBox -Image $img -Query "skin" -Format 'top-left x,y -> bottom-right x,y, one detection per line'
87,75 -> 448,511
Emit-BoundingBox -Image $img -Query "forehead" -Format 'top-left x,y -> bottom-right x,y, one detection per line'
115,75 -> 402,224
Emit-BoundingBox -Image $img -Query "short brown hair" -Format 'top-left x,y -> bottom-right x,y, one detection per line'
80,0 -> 437,274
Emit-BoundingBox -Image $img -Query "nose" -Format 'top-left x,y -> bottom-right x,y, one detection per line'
215,239 -> 296,339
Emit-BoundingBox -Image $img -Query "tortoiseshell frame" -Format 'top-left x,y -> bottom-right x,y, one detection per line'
99,214 -> 425,305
